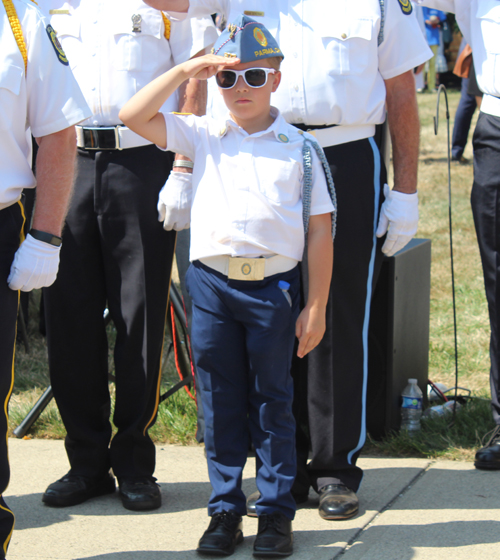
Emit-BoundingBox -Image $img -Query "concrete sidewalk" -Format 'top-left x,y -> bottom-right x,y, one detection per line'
5,438 -> 500,559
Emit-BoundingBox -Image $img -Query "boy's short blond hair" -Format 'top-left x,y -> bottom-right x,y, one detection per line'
267,56 -> 282,71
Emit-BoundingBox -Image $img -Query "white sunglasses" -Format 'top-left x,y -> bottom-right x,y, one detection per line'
215,68 -> 277,89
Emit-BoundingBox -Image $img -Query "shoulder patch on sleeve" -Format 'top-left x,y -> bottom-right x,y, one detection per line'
397,0 -> 413,15
46,24 -> 69,65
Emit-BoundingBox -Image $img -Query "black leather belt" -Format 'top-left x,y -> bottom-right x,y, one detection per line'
78,126 -> 121,150
293,123 -> 338,131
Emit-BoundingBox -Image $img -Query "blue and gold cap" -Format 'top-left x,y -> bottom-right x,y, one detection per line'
212,14 -> 284,63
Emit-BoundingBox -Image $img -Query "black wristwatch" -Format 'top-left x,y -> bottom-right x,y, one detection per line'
29,229 -> 62,247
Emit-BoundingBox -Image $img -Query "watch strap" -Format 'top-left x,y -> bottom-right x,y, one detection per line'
29,229 -> 62,247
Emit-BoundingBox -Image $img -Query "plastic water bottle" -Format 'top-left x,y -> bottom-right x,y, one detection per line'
400,379 -> 423,434
422,399 -> 462,420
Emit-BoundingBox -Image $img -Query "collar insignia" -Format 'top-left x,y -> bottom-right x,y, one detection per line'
132,14 -> 142,33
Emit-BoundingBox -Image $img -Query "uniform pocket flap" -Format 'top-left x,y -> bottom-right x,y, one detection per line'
0,64 -> 23,95
110,8 -> 163,38
319,17 -> 373,41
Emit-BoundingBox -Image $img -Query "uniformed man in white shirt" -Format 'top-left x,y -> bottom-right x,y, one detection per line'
418,0 -> 500,471
1,0 -> 90,555
36,0 -> 217,512
145,0 -> 431,521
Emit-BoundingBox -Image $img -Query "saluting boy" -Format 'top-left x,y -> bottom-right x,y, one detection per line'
120,15 -> 335,558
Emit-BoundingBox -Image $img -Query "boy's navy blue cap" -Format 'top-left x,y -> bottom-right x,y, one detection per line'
211,14 -> 284,63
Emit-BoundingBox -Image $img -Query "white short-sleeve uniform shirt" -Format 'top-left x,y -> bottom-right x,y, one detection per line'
178,0 -> 431,128
161,108 -> 335,262
0,0 -> 90,211
417,0 -> 500,117
38,0 -> 218,126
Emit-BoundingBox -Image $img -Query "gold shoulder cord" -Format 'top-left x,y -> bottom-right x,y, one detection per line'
2,0 -> 29,72
161,12 -> 170,40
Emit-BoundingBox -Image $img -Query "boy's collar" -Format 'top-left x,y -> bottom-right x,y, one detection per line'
220,107 -> 292,142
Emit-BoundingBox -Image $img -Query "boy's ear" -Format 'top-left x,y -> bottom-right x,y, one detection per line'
271,70 -> 281,93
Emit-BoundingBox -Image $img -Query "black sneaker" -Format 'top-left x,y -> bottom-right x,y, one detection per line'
42,472 -> 115,507
253,512 -> 293,557
475,425 -> 500,470
197,511 -> 244,556
118,477 -> 161,511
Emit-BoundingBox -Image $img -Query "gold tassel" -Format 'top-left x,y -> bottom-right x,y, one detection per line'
2,0 -> 28,72
161,12 -> 170,40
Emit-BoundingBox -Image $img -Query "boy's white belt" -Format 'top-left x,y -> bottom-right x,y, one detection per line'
199,255 -> 298,281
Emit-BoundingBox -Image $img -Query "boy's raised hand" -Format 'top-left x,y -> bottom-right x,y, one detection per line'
182,54 -> 241,82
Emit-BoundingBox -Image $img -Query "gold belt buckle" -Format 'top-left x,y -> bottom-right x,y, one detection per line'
228,257 -> 265,281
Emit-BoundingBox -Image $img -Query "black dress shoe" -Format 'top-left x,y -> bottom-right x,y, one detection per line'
118,477 -> 161,511
42,472 -> 115,507
475,426 -> 500,470
253,512 -> 293,558
318,484 -> 359,520
246,491 -> 308,518
197,511 -> 243,556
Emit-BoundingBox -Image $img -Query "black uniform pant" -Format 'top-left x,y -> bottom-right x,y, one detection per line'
44,145 -> 175,480
293,137 -> 386,495
471,111 -> 500,425
0,201 -> 24,558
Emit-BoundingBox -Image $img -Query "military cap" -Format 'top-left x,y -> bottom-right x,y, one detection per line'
212,14 -> 284,63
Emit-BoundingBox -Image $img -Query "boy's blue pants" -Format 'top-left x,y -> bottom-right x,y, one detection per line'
186,260 -> 300,520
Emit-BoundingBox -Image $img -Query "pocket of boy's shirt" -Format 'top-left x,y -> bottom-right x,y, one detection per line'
255,160 -> 301,205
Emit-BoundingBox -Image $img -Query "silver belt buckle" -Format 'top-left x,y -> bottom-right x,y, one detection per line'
77,126 -> 121,150
228,257 -> 265,281
114,126 -> 122,150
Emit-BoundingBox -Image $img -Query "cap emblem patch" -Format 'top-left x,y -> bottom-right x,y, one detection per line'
254,27 -> 268,47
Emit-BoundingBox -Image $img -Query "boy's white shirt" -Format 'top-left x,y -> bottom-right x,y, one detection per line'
160,107 -> 335,262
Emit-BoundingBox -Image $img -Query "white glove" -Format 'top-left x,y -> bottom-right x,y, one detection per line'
7,233 -> 61,291
158,171 -> 192,231
376,184 -> 419,257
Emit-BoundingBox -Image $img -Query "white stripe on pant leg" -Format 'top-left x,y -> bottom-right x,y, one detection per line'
347,137 -> 381,465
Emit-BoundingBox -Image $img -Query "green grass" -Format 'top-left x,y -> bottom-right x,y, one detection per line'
11,88 -> 494,460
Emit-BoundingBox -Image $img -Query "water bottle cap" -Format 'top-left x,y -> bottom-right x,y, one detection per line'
278,280 -> 290,290
408,378 -> 417,384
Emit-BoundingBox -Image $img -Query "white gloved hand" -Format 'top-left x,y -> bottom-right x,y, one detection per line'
157,171 -> 192,231
376,184 -> 419,257
7,233 -> 61,291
